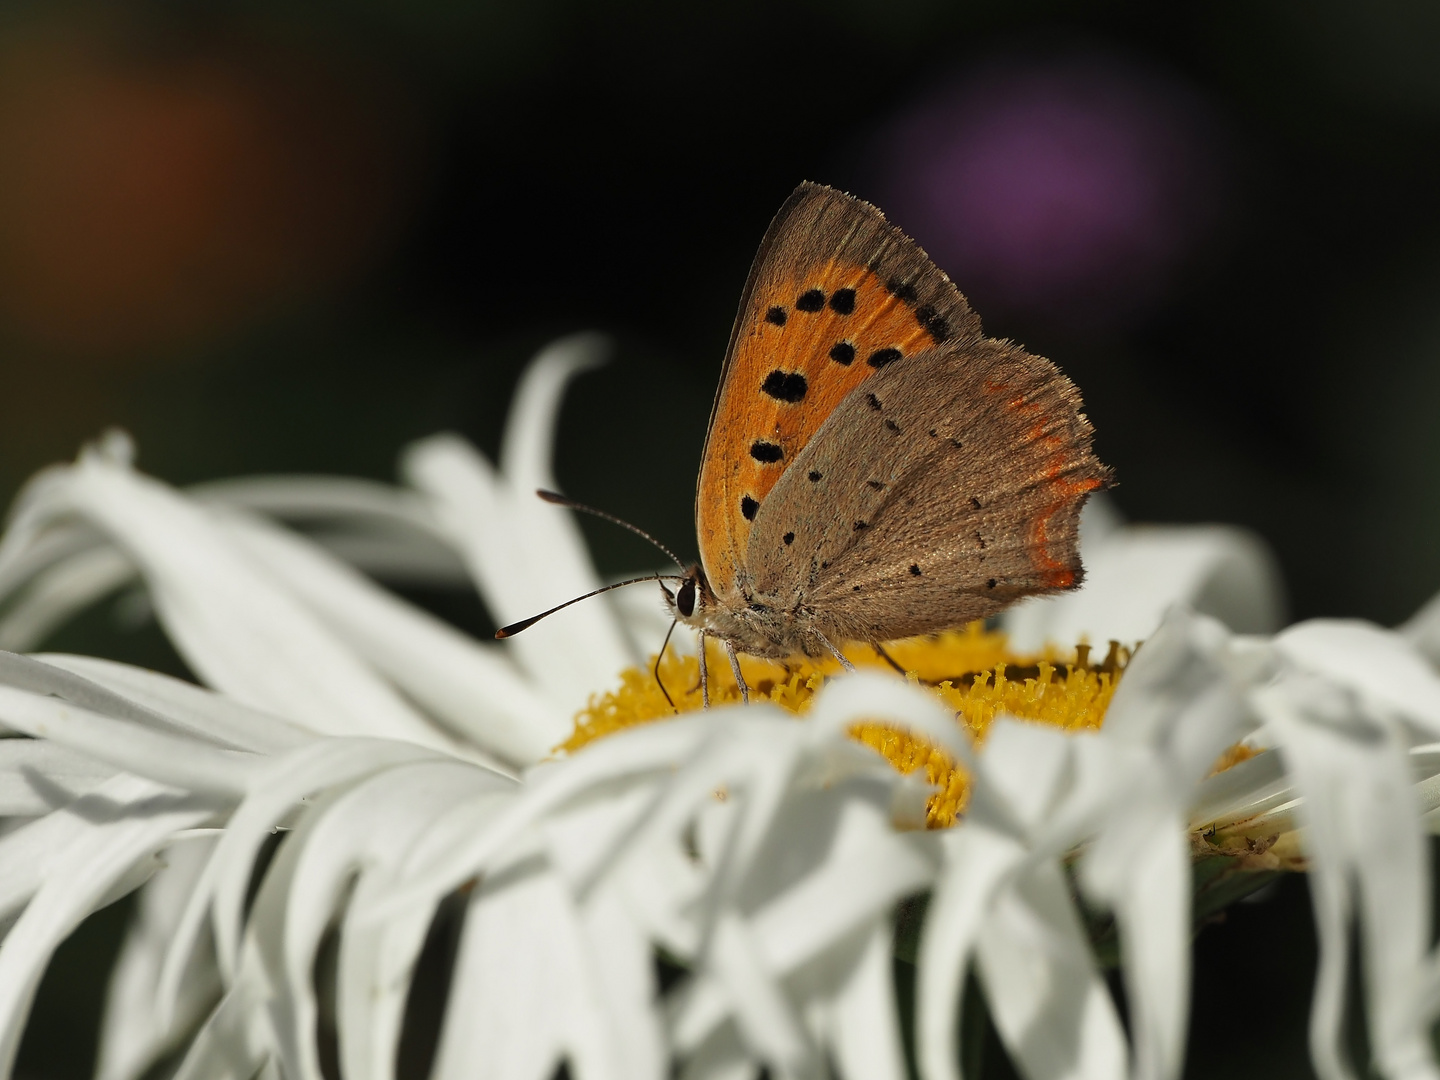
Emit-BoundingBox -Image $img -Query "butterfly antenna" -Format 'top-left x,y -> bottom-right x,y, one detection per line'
495,574 -> 685,639
654,618 -> 679,712
536,490 -> 686,570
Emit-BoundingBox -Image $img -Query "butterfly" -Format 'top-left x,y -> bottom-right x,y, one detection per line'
664,182 -> 1111,703
499,182 -> 1110,707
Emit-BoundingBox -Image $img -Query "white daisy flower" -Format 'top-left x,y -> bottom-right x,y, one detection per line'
0,335 -> 1434,1080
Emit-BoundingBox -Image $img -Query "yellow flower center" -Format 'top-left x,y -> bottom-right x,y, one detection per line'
560,623 -> 1128,828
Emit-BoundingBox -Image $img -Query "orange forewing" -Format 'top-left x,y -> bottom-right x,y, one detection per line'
695,184 -> 980,600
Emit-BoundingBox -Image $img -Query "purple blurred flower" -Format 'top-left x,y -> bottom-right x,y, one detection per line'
876,52 -> 1228,331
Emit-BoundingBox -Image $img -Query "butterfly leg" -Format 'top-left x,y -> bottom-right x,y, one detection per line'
872,641 -> 935,685
653,619 -> 679,712
724,640 -> 750,705
872,642 -> 910,677
697,630 -> 711,710
813,630 -> 856,673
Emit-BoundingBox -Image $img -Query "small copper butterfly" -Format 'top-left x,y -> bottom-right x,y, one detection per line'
668,183 -> 1110,701
501,183 -> 1110,706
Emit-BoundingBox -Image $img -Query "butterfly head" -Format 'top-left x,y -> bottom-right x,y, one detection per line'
662,563 -> 790,659
664,564 -> 715,630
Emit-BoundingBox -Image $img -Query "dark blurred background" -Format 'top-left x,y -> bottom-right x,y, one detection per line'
7,1 -> 1440,1077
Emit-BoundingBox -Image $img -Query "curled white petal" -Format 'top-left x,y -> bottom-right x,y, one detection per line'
1253,676 -> 1438,1080
0,449 -> 443,744
1004,518 -> 1284,653
216,510 -> 556,766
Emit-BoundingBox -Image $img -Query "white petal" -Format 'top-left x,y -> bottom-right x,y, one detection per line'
432,864 -> 614,1080
703,912 -> 818,1080
401,338 -> 635,709
1186,749 -> 1291,830
965,720 -> 1090,842
675,795 -> 933,1063
97,835 -> 221,1080
35,652 -> 314,755
976,861 -> 1127,1080
0,684 -> 262,797
0,775 -> 169,922
1079,611 -> 1252,1080
168,943 -> 277,1080
193,474 -> 442,535
0,780 -> 212,1078
0,520 -> 98,611
825,922 -> 908,1080
0,738 -> 115,815
1004,525 -> 1284,653
0,544 -> 134,652
805,671 -> 973,765
735,798 -> 933,983
917,827 -> 1027,1080
578,885 -> 666,1080
1079,800 -> 1189,1080
194,474 -> 472,586
337,787 -> 517,1080
1,448 -> 441,742
367,717 -> 715,920
402,429 -> 634,709
0,650 -> 239,745
190,738 -> 455,987
271,761 -> 495,1080
1277,619 -> 1440,737
1095,609 -> 1252,785
1254,676 -> 1438,1080
217,510 -> 559,765
676,1027 -> 761,1080
498,333 -> 607,484
1401,586 -> 1440,668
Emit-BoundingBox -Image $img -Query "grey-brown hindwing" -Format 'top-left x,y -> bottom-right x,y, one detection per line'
745,337 -> 1109,644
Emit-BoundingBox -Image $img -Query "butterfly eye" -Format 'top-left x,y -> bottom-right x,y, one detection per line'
676,580 -> 697,618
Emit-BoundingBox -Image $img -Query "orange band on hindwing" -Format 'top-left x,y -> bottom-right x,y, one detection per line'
1004,392 -> 1104,588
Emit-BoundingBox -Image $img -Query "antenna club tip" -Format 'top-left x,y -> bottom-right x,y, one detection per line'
536,489 -> 565,504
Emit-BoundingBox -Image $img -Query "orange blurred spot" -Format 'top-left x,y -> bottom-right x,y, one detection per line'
0,15 -> 421,356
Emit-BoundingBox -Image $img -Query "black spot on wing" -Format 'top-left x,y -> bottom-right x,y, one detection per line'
887,277 -> 919,303
866,479 -> 885,490
867,348 -> 902,368
808,470 -> 822,482
986,578 -> 997,589
765,306 -> 787,326
828,341 -> 855,365
750,440 -> 783,463
970,496 -> 982,510
866,393 -> 882,411
914,304 -> 951,342
909,564 -> 922,576
853,520 -> 869,531
761,370 -> 808,403
796,288 -> 825,312
884,419 -> 900,434
741,496 -> 759,521
829,288 -> 856,314
783,531 -> 795,545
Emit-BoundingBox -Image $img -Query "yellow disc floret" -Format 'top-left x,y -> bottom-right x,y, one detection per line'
559,623 -> 1130,828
